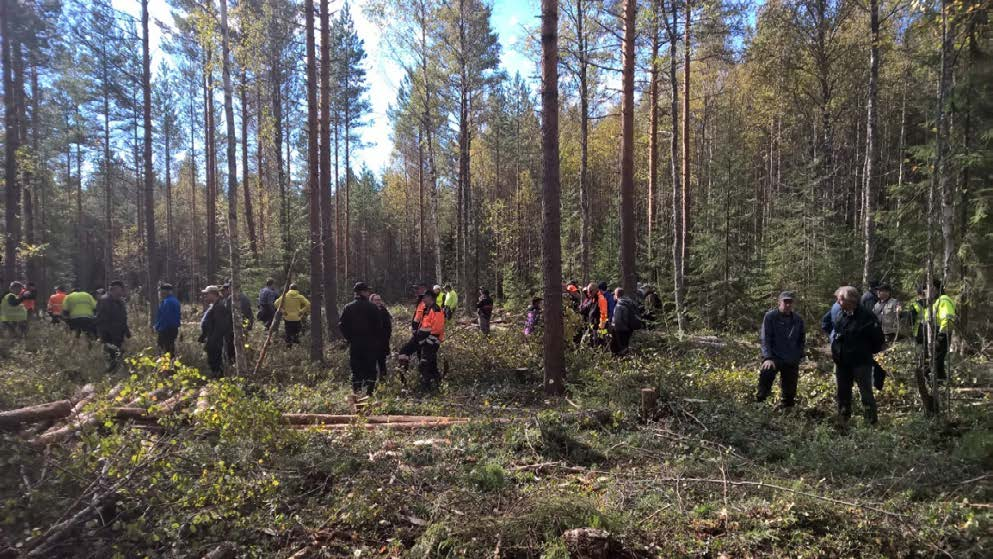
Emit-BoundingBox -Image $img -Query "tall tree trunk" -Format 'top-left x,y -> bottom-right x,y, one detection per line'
619,0 -> 637,294
205,54 -> 218,284
220,0 -> 247,372
2,0 -> 21,281
664,0 -> 686,334
240,73 -> 259,262
647,1 -> 660,270
101,52 -> 113,286
189,68 -> 201,298
270,0 -> 289,269
142,0 -> 158,321
417,6 -> 442,282
165,115 -> 174,282
937,0 -> 955,280
344,101 -> 351,283
577,0 -> 591,280
418,130 -> 425,279
681,0 -> 692,281
17,49 -> 33,283
541,0 -> 565,396
320,0 -> 340,338
861,0 -> 879,288
304,0 -> 325,362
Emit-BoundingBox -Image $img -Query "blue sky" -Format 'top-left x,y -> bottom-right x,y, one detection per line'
113,0 -> 539,174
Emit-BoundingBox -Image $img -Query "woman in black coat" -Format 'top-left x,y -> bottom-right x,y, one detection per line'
370,294 -> 393,378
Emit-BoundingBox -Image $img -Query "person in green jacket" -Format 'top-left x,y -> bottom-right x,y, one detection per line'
62,286 -> 98,342
927,280 -> 956,380
1,282 -> 29,338
442,284 -> 458,320
907,286 -> 927,345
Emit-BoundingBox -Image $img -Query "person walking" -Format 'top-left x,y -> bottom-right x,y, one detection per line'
524,296 -> 543,337
873,284 -> 902,343
398,291 -> 445,391
830,286 -> 885,425
370,293 -> 393,381
861,280 -> 880,312
758,291 -> 806,409
47,286 -> 67,324
928,280 -> 956,381
339,282 -> 384,396
95,280 -> 131,372
610,288 -> 642,355
442,284 -> 458,320
908,286 -> 927,346
154,283 -> 181,356
1,282 -> 28,338
274,283 -> 310,347
599,281 -> 616,320
198,286 -> 231,378
19,282 -> 38,319
476,288 -> 494,334
580,282 -> 609,347
62,286 -> 98,343
257,278 -> 280,330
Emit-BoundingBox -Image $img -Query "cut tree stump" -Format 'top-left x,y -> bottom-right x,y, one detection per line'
0,400 -> 73,431
562,528 -> 641,559
640,388 -> 658,421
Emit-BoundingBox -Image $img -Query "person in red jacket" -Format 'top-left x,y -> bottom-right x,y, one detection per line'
398,291 -> 445,391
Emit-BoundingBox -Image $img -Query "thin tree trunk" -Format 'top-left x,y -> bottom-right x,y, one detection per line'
241,73 -> 259,262
320,0 -> 340,338
304,0 -> 325,362
205,53 -> 218,284
165,105 -> 174,282
142,0 -> 158,321
681,0 -> 692,281
220,0 -> 248,372
577,0 -> 591,280
541,0 -> 565,396
1,0 -> 18,281
861,0 -> 879,288
647,2 -> 660,268
189,67 -> 201,298
270,0 -> 289,269
664,0 -> 686,334
937,0 -> 955,280
619,0 -> 637,294
101,52 -> 113,287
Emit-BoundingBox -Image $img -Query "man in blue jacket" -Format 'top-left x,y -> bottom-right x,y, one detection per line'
758,291 -> 806,409
154,283 -> 182,357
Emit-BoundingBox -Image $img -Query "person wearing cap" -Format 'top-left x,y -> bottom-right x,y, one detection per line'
411,283 -> 429,333
154,283 -> 182,356
95,281 -> 132,372
198,285 -> 231,378
62,285 -> 98,342
432,285 -> 444,309
565,280 -> 581,311
927,279 -> 956,381
476,287 -> 494,334
398,290 -> 445,391
758,291 -> 806,409
830,285 -> 884,425
274,283 -> 310,347
442,284 -> 458,320
861,280 -> 880,313
47,285 -> 67,324
908,286 -> 927,346
338,282 -> 385,395
1,281 -> 28,338
579,282 -> 609,347
524,296 -> 543,336
599,281 -> 616,320
258,278 -> 280,329
370,293 -> 393,380
19,281 -> 38,319
611,287 -> 643,355
872,284 -> 901,343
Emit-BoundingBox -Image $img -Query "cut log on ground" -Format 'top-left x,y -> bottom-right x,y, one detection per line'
0,400 -> 73,431
283,413 -> 466,425
290,420 -> 469,432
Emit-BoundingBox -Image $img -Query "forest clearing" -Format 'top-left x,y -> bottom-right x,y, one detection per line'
2,0 -> 993,556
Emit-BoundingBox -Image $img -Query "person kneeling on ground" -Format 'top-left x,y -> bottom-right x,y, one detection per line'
830,285 -> 885,425
339,282 -> 384,396
398,291 -> 445,392
758,291 -> 806,409
610,288 -> 642,355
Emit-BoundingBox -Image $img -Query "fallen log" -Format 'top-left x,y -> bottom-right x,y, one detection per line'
283,413 -> 465,425
0,400 -> 73,431
291,420 -> 469,432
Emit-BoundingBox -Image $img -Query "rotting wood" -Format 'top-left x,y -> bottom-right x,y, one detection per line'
0,400 -> 73,431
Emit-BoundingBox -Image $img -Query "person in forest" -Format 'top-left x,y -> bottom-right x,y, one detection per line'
861,280 -> 880,312
398,290 -> 445,391
908,286 -> 927,346
642,285 -> 662,324
580,282 -> 609,347
154,283 -> 181,357
443,284 -> 458,320
274,283 -> 310,347
599,281 -> 616,320
1,282 -> 28,338
19,281 -> 38,319
524,296 -> 543,337
830,286 -> 885,426
339,282 -> 384,396
565,280 -> 581,311
370,293 -> 393,381
476,287 -> 494,334
873,284 -> 901,343
757,291 -> 806,409
433,285 -> 444,309
410,283 -> 429,333
198,285 -> 231,378
258,278 -> 280,330
610,288 -> 642,355
95,280 -> 131,372
47,285 -> 67,324
928,279 -> 956,381
62,285 -> 98,343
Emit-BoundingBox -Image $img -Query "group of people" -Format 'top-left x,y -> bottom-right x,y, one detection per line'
758,280 -> 956,425
559,280 -> 652,355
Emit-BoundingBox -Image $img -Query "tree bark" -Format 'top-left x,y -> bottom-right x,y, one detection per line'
320,0 -> 340,338
240,73 -> 259,262
541,0 -> 565,396
220,0 -> 247,373
937,0 -> 955,280
619,0 -> 637,294
647,2 -> 660,269
664,0 -> 686,334
205,51 -> 218,284
142,0 -> 158,321
861,0 -> 879,288
305,0 -> 325,362
1,0 -> 18,281
681,0 -> 692,281
577,0 -> 591,280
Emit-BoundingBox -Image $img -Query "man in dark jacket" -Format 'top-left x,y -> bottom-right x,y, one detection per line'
257,278 -> 279,330
198,286 -> 231,378
831,285 -> 885,425
338,282 -> 384,395
476,288 -> 494,334
370,293 -> 393,380
610,288 -> 641,355
154,283 -> 181,356
95,280 -> 131,372
860,280 -> 880,312
758,291 -> 806,409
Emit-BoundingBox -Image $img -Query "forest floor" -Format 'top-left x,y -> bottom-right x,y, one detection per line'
1,308 -> 992,558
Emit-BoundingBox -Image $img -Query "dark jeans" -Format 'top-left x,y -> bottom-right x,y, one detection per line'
936,331 -> 949,380
67,317 -> 96,339
205,344 -> 224,378
284,321 -> 302,346
611,329 -> 632,355
757,361 -> 799,407
419,342 -> 441,391
157,326 -> 179,356
376,351 -> 388,379
478,313 -> 490,334
835,364 -> 877,423
350,348 -> 378,396
2,321 -> 27,337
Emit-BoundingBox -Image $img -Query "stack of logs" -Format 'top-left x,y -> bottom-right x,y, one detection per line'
0,384 -> 473,445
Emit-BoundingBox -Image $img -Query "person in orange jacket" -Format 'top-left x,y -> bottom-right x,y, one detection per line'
47,285 -> 67,324
579,282 -> 609,347
20,282 -> 38,319
399,290 -> 445,391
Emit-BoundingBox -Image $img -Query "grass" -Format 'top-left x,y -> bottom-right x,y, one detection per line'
0,312 -> 991,558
